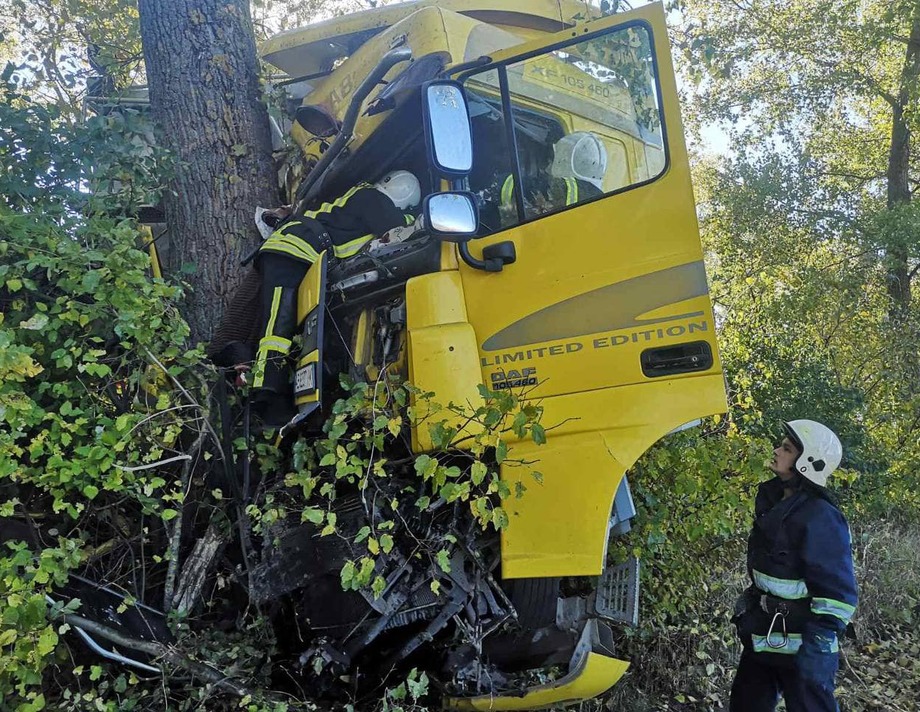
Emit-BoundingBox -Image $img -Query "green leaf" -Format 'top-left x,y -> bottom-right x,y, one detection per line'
82,485 -> 99,500
36,626 -> 58,656
354,526 -> 371,543
435,549 -> 451,573
492,507 -> 510,530
18,313 -> 49,330
531,423 -> 546,445
340,560 -> 356,590
407,669 -> 429,701
471,461 -> 487,486
17,694 -> 44,712
301,507 -> 324,524
161,509 -> 179,522
414,454 -> 438,479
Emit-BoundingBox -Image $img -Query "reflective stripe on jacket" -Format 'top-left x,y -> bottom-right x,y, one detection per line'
260,184 -> 413,264
500,174 -> 579,211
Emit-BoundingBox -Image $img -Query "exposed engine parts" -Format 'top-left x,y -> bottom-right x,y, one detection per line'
249,461 -> 638,700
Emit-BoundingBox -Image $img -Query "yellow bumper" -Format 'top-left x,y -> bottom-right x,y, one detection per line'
444,621 -> 628,711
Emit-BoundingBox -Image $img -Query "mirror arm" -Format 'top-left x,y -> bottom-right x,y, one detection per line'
294,46 -> 413,212
459,242 -> 503,272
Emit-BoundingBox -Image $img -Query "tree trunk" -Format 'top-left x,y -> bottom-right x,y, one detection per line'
137,0 -> 278,343
885,1 -> 920,316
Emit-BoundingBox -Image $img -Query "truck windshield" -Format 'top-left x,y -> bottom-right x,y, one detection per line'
462,22 -> 666,235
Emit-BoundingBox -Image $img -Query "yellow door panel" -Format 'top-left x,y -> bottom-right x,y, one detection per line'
459,3 -> 722,404
406,272 -> 484,452
453,3 -> 727,579
501,431 -> 626,578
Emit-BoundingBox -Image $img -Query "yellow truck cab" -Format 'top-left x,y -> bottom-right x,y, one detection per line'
259,2 -> 727,708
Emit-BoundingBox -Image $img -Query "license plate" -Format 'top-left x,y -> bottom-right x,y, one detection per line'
294,363 -> 316,394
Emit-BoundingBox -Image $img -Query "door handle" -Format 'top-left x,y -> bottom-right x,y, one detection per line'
640,341 -> 712,377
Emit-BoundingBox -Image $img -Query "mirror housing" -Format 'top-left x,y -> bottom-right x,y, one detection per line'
422,80 -> 473,178
423,192 -> 478,242
294,104 -> 341,138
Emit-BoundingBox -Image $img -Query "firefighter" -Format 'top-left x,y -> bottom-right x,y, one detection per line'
209,170 -> 421,423
494,131 -> 607,228
730,419 -> 857,712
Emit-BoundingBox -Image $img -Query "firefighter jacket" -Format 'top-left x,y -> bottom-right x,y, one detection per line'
208,184 -> 415,368
496,173 -> 601,228
737,477 -> 857,661
258,183 -> 415,265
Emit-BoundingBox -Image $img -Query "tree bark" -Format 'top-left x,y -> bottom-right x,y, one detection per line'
137,0 -> 278,343
885,1 -> 920,315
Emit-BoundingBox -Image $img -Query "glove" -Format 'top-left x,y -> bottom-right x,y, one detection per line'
254,205 -> 292,240
731,586 -> 758,624
796,626 -> 839,686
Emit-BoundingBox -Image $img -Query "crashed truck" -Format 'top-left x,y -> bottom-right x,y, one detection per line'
237,0 -> 729,707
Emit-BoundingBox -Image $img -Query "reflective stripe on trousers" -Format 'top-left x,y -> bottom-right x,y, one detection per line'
252,286 -> 293,388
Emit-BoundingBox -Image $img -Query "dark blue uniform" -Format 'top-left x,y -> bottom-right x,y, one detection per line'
250,185 -> 413,401
730,477 -> 857,712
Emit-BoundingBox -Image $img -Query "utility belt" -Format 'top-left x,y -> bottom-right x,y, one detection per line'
757,590 -> 811,639
733,586 -> 813,660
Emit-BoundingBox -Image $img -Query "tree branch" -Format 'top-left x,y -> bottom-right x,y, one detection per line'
54,611 -> 250,697
163,428 -> 207,611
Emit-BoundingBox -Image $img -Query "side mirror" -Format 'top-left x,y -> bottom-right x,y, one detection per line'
422,80 -> 473,178
423,192 -> 478,242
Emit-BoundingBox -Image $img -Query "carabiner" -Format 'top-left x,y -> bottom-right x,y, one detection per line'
765,611 -> 788,649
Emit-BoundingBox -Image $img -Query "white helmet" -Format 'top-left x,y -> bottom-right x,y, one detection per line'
374,170 -> 421,210
783,419 -> 843,487
551,131 -> 608,191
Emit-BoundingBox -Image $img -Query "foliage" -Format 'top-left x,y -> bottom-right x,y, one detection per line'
612,421 -> 766,623
251,0 -> 402,38
0,0 -> 143,114
0,75 -> 211,708
378,668 -> 430,712
249,376 -> 545,605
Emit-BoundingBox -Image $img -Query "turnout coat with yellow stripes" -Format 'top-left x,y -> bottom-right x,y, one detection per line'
739,477 -> 857,661
259,183 -> 414,264
207,184 -> 413,369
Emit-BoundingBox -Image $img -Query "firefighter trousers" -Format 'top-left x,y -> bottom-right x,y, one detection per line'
729,650 -> 839,712
252,252 -> 310,396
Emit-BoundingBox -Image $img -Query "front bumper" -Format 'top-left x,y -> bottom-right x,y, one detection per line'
444,620 -> 629,711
